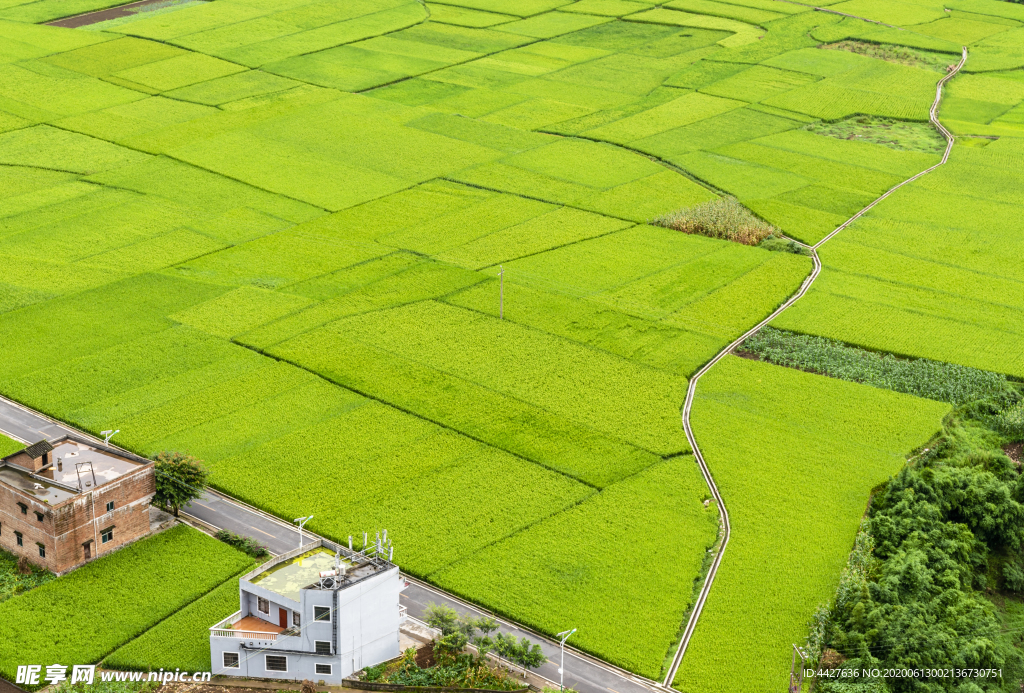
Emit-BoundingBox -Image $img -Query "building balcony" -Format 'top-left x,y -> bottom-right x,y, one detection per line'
210,611 -> 286,642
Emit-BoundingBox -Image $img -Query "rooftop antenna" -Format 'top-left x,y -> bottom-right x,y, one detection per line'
363,531 -> 367,550
389,545 -> 393,562
100,430 -> 119,445
74,461 -> 97,490
348,536 -> 353,551
383,529 -> 387,544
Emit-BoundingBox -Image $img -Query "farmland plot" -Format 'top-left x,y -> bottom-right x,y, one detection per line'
434,456 -> 720,678
0,526 -> 252,681
672,357 -> 949,692
1,0 -> 1022,685
774,142 -> 1024,377
105,568 -> 254,672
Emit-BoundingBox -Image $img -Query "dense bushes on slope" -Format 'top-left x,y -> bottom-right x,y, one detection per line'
815,392 -> 1024,692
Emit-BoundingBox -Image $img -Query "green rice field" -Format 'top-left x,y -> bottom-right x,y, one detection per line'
1,0 -> 1023,687
0,525 -> 252,681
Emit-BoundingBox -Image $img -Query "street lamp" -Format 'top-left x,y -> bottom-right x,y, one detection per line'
556,629 -> 576,691
100,429 -> 119,444
293,515 -> 313,550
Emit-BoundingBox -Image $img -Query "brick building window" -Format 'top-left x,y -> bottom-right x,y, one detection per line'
100,527 -> 114,544
37,543 -> 45,558
15,532 -> 23,547
35,512 -> 44,522
17,503 -> 26,515
106,501 -> 115,512
84,541 -> 92,560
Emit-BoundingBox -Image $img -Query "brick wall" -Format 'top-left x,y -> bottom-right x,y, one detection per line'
0,464 -> 155,574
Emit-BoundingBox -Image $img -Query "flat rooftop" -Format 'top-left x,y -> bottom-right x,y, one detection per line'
245,541 -> 394,601
0,465 -> 77,504
0,435 -> 148,505
39,441 -> 140,489
250,548 -> 351,601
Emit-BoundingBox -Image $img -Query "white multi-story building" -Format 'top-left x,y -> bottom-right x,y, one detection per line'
209,537 -> 405,684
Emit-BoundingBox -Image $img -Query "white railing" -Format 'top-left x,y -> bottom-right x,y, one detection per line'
399,605 -> 408,622
211,629 -> 278,641
211,611 -> 243,630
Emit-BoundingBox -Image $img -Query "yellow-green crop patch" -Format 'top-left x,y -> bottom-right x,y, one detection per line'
673,357 -> 949,692
0,526 -> 253,682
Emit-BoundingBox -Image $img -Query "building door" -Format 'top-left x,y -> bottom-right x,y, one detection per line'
83,542 -> 91,559
279,608 -> 288,629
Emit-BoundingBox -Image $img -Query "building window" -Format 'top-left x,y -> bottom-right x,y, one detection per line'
84,542 -> 92,560
106,501 -> 115,512
257,597 -> 269,614
313,606 -> 331,622
315,664 -> 332,676
265,655 -> 287,673
15,532 -> 22,547
35,512 -> 44,522
100,527 -> 114,544
314,641 -> 331,655
17,503 -> 26,515
37,543 -> 45,558
293,610 -> 301,627
222,653 -> 239,669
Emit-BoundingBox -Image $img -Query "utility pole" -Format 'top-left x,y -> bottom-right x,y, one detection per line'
499,265 -> 504,319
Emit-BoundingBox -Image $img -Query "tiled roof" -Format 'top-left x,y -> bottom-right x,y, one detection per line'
22,440 -> 53,459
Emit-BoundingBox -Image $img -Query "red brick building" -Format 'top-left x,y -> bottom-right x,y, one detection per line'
0,434 -> 155,574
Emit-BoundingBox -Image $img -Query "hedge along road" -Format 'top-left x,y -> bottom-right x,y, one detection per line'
661,46 -> 970,688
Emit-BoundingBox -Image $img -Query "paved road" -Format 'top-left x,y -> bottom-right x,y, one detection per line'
0,396 -> 71,443
0,396 -> 660,693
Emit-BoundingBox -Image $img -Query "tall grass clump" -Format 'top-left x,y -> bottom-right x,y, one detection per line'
654,198 -> 776,246
742,327 -> 1011,404
996,400 -> 1024,439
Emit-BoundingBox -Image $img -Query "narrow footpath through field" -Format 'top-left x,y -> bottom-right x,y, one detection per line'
662,44 -> 970,686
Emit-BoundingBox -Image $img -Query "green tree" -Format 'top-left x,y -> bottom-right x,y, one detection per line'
494,633 -> 545,673
153,451 -> 209,517
424,602 -> 460,635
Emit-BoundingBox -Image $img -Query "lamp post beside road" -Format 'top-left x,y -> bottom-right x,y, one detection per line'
556,628 -> 576,691
293,515 -> 313,550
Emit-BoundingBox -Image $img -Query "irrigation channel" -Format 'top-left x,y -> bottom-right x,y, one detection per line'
661,46 -> 970,687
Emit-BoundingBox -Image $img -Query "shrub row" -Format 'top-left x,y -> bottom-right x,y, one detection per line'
741,327 -> 1012,404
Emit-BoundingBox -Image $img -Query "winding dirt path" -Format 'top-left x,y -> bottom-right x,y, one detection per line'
661,46 -> 969,688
